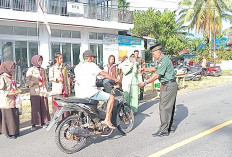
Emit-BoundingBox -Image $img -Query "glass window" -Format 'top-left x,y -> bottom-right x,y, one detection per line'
14,27 -> 27,35
61,30 -> 71,38
51,29 -> 61,37
29,42 -> 38,65
0,25 -> 13,35
89,32 -> 97,39
98,33 -> 103,40
28,28 -> 37,36
15,41 -> 28,68
98,44 -> 103,63
90,44 -> 98,63
73,44 -> 80,65
2,41 -> 13,61
62,43 -> 71,66
51,43 -> 60,60
72,31 -> 81,38
48,0 -> 60,14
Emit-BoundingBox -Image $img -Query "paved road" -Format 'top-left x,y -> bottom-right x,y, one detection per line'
1,83 -> 232,157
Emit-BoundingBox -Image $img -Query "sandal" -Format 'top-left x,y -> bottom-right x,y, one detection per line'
101,121 -> 116,129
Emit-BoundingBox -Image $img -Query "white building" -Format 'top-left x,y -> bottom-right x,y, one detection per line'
0,0 -> 133,70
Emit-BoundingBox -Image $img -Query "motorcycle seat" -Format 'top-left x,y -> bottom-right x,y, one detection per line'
54,97 -> 99,106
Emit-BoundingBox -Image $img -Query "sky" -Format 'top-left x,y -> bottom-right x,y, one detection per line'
127,0 -> 182,11
127,0 -> 231,38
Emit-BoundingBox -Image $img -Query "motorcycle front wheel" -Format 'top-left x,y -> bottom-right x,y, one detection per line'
55,115 -> 87,154
117,104 -> 134,134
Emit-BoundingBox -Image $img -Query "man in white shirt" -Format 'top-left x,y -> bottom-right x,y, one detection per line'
201,56 -> 207,76
74,50 -> 118,129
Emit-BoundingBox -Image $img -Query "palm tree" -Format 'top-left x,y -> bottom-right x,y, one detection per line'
178,0 -> 232,40
222,14 -> 232,35
118,0 -> 130,10
189,38 -> 203,52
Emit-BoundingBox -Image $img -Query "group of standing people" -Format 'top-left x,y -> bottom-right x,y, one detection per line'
0,53 -> 71,139
0,43 -> 178,139
99,50 -> 145,113
119,50 -> 145,113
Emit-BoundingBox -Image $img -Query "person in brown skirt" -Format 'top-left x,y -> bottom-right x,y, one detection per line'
26,55 -> 50,130
0,61 -> 20,139
49,53 -> 70,120
0,110 -> 2,135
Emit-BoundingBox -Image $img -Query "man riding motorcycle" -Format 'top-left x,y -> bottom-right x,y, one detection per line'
74,50 -> 118,129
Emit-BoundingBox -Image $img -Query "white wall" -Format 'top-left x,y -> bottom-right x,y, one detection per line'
0,9 -> 133,31
39,24 -> 50,68
217,60 -> 232,70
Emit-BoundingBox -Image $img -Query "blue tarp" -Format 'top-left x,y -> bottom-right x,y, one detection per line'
199,37 -> 229,50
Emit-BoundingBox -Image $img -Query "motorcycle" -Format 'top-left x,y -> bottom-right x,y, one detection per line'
175,64 -> 202,81
207,66 -> 222,77
46,84 -> 134,154
185,66 -> 202,81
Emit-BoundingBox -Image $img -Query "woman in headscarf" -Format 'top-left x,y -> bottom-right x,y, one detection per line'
0,61 -> 20,139
49,53 -> 70,119
120,54 -> 139,113
26,55 -> 50,130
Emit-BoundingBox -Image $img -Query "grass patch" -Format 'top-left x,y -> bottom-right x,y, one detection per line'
222,70 -> 232,75
177,76 -> 232,94
20,98 -> 53,123
144,76 -> 232,95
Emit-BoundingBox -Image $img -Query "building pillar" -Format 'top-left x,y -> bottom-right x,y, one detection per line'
39,24 -> 50,68
79,27 -> 89,62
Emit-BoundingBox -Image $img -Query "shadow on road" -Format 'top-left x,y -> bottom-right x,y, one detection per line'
174,104 -> 188,131
133,99 -> 160,130
20,120 -> 31,129
80,99 -> 160,151
19,127 -> 43,137
19,120 -> 43,137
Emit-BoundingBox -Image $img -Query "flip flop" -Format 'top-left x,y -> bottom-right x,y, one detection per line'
101,121 -> 116,129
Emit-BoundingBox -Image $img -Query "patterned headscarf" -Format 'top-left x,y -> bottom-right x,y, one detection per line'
0,61 -> 15,76
31,55 -> 43,68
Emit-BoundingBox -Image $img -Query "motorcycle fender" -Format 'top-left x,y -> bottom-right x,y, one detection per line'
46,109 -> 64,131
112,102 -> 123,127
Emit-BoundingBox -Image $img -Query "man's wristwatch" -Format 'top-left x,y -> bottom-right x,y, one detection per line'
144,81 -> 148,86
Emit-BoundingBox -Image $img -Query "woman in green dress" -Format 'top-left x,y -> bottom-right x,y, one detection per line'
120,54 -> 139,113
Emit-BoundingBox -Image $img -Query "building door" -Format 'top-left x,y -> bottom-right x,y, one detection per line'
62,43 -> 71,66
15,41 -> 28,68
51,42 -> 80,66
51,43 -> 61,62
73,44 -> 80,65
28,42 -> 38,66
90,43 -> 103,64
98,44 -> 103,64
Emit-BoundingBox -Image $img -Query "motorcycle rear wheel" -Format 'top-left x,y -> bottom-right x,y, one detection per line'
117,104 -> 134,134
55,115 -> 87,154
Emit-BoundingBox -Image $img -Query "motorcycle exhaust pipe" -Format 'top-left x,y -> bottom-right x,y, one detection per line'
69,126 -> 92,137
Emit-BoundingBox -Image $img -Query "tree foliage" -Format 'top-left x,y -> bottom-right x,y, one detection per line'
118,0 -> 130,10
132,9 -> 190,55
178,0 -> 232,38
